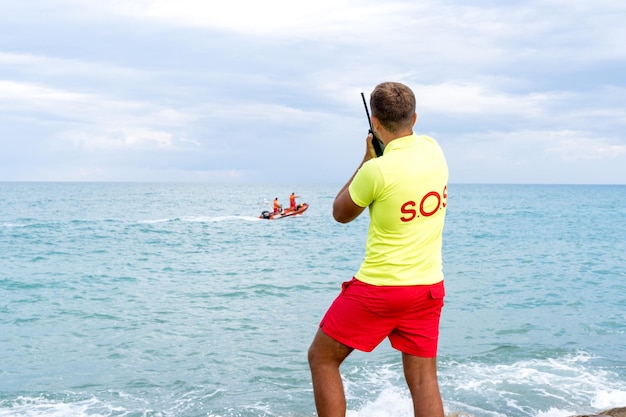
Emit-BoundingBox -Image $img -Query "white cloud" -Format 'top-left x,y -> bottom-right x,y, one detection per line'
0,51 -> 151,81
449,129 -> 626,162
442,128 -> 626,184
61,128 -> 173,151
545,134 -> 626,161
0,80 -> 89,106
0,80 -> 199,151
77,0 -> 414,37
413,82 -> 559,117
1,0 -> 624,183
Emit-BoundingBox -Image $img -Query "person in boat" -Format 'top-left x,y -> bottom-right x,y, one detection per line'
289,193 -> 301,210
307,82 -> 449,417
273,197 -> 282,214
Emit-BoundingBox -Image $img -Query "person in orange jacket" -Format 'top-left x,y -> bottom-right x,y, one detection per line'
289,193 -> 301,210
273,197 -> 282,214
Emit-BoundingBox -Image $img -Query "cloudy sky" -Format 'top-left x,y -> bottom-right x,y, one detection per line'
1,0 -> 624,184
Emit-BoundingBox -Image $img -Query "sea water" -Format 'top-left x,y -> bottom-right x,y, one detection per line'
1,183 -> 625,417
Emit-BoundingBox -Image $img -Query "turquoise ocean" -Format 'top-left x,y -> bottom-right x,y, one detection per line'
1,182 -> 625,417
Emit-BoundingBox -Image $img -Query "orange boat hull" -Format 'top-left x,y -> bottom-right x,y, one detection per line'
259,203 -> 309,220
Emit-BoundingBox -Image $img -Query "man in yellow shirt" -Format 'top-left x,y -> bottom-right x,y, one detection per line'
308,82 -> 448,417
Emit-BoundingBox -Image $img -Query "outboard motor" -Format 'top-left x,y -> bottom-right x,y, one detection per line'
261,210 -> 271,219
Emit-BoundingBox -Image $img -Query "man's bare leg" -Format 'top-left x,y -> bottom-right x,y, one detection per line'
402,353 -> 444,417
308,329 -> 354,417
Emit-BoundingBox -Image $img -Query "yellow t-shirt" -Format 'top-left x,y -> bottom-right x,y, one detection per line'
348,133 -> 448,286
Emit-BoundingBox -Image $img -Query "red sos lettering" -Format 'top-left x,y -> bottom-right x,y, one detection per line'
400,185 -> 447,222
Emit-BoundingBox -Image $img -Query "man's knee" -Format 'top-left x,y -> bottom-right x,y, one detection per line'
308,329 -> 353,369
308,332 -> 326,369
307,342 -> 318,367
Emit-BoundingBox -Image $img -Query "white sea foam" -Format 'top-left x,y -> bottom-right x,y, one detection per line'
533,408 -> 579,417
347,387 -> 412,417
1,222 -> 27,227
337,350 -> 626,417
437,351 -> 626,416
179,215 -> 261,222
137,218 -> 172,224
592,389 -> 626,409
0,396 -> 107,417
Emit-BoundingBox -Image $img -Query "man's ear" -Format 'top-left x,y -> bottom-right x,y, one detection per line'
371,115 -> 382,131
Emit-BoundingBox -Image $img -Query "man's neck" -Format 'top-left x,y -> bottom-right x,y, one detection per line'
379,130 -> 413,146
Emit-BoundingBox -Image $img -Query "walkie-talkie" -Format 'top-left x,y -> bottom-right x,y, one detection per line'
360,92 -> 385,157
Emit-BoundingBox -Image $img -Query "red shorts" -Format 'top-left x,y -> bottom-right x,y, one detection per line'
319,278 -> 445,357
